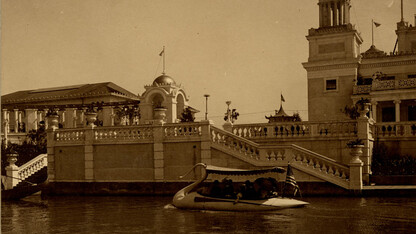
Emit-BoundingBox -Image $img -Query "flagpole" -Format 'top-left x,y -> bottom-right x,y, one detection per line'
163,46 -> 166,74
371,19 -> 374,46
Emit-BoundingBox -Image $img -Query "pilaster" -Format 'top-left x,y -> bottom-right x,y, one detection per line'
46,126 -> 56,182
153,124 -> 164,181
200,120 -> 213,165
84,128 -> 94,181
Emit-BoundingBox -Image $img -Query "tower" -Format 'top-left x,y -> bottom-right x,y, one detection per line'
302,0 -> 363,121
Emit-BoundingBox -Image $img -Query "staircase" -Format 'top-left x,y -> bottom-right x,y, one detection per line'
210,126 -> 352,189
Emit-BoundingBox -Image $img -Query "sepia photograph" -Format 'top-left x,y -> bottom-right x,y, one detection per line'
1,0 -> 416,233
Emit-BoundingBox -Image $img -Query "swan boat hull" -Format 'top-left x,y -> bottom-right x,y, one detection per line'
173,192 -> 308,211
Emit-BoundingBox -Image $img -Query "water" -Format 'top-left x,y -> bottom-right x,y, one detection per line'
2,195 -> 416,233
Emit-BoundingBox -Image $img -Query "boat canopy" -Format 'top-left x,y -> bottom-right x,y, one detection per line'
205,165 -> 285,176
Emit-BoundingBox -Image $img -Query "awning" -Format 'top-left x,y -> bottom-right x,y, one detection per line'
205,165 -> 285,176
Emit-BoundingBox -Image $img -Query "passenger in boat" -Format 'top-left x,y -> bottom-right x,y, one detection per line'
223,178 -> 235,198
209,180 -> 222,198
242,180 -> 257,200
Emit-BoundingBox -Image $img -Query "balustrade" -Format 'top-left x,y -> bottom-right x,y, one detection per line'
353,78 -> 416,94
231,121 -> 357,139
376,122 -> 416,137
55,129 -> 85,142
94,126 -> 153,141
163,123 -> 202,138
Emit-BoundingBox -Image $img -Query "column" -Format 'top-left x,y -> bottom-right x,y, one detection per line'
25,109 -> 38,131
64,108 -> 77,128
332,1 -> 337,26
325,3 -> 331,26
102,106 -> 114,126
337,2 -> 342,25
43,109 -> 49,129
37,111 -> 43,125
18,111 -> 23,132
3,109 -> 9,134
371,101 -> 377,122
319,3 -> 323,27
14,109 -> 19,133
394,100 -> 401,122
344,1 -> 350,24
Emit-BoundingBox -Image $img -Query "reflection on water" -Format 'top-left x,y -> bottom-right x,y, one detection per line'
2,195 -> 416,233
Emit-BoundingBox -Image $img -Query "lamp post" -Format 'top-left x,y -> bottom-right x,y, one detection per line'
204,94 -> 210,120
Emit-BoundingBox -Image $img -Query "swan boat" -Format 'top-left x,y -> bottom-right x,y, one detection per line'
172,163 -> 309,211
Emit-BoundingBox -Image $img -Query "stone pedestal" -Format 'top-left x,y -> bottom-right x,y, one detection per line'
348,145 -> 364,190
223,121 -> 233,133
5,152 -> 19,190
154,108 -> 167,125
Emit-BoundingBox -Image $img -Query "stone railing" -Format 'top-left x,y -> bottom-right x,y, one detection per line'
55,129 -> 85,143
163,123 -> 202,139
353,85 -> 372,94
211,126 -> 260,160
210,126 -> 351,189
94,126 -> 153,142
375,122 -> 416,138
353,78 -> 416,94
231,121 -> 357,140
17,154 -> 48,182
52,122 -> 209,146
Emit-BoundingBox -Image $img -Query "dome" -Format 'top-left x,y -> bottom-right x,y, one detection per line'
152,74 -> 176,86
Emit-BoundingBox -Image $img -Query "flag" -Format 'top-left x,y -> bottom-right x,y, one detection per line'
374,21 -> 381,27
281,94 -> 285,102
159,48 -> 165,56
285,164 -> 299,196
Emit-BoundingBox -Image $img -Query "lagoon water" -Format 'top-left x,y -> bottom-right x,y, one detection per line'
2,195 -> 416,233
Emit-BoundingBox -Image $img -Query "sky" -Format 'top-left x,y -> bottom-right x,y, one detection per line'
1,0 -> 415,124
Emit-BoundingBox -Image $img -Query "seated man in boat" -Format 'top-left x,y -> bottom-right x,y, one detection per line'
242,180 -> 257,200
222,178 -> 236,199
209,180 -> 222,198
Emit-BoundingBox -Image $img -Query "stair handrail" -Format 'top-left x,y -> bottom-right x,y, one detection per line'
290,144 -> 349,170
17,154 -> 48,180
211,126 -> 260,148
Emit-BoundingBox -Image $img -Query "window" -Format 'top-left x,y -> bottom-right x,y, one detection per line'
408,74 -> 416,79
325,79 -> 337,91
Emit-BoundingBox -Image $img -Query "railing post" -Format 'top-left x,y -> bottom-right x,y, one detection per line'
357,103 -> 373,185
200,120 -> 213,165
153,122 -> 164,181
5,151 -> 19,189
222,122 -> 233,133
266,125 -> 274,138
348,146 -> 363,191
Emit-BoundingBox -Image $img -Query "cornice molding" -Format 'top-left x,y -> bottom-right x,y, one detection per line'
302,62 -> 359,71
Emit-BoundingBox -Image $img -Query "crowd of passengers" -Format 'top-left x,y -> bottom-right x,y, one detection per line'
197,178 -> 279,200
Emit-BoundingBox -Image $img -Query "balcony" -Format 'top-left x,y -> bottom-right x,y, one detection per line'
353,78 -> 416,94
